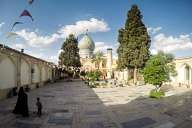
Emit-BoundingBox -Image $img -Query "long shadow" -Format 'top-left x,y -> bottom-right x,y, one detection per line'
104,88 -> 192,128
0,80 -> 192,128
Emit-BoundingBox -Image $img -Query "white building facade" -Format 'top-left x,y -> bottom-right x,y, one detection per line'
171,57 -> 192,87
0,44 -> 59,100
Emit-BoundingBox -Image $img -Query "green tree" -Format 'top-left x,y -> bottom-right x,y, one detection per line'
143,51 -> 177,91
86,70 -> 102,82
91,51 -> 104,70
117,5 -> 151,84
59,34 -> 81,71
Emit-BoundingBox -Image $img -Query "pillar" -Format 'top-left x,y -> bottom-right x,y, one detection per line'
123,68 -> 129,82
106,48 -> 112,79
29,62 -> 32,85
16,54 -> 21,87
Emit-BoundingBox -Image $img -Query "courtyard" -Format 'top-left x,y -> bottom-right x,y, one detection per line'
1,1 -> 192,128
0,80 -> 192,128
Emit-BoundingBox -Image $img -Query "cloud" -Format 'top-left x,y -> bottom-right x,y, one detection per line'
25,50 -> 45,59
24,50 -> 57,64
0,22 -> 5,35
9,43 -> 59,64
94,42 -> 113,53
150,49 -> 158,55
94,41 -> 118,58
148,26 -> 192,55
16,29 -> 60,47
10,43 -> 25,50
46,55 -> 58,63
147,26 -> 162,35
151,33 -> 192,54
58,18 -> 110,37
0,22 -> 5,29
47,49 -> 63,63
16,18 -> 110,47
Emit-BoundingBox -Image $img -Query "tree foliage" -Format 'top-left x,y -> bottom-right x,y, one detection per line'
117,5 -> 151,84
91,51 -> 104,69
86,70 -> 102,82
143,52 -> 177,89
59,34 -> 81,69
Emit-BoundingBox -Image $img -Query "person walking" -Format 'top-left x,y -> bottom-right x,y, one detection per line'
13,87 -> 29,117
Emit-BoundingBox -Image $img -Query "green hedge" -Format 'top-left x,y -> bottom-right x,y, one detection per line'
149,89 -> 165,99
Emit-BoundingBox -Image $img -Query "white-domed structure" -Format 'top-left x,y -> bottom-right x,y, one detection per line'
78,33 -> 95,58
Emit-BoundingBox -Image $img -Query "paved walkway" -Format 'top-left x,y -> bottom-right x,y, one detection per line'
0,80 -> 192,128
0,80 -> 117,128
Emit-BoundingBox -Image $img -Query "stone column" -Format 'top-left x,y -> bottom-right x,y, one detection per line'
123,68 -> 129,82
106,48 -> 112,79
39,65 -> 42,83
120,71 -> 124,81
16,54 -> 21,87
29,62 -> 32,84
191,69 -> 192,85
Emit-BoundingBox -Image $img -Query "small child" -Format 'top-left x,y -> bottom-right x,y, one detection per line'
36,97 -> 42,117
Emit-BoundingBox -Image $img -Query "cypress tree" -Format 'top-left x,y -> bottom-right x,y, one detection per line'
59,34 -> 81,70
117,5 -> 151,84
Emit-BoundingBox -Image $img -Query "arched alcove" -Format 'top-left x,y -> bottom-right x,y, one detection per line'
32,64 -> 40,83
178,63 -> 192,84
185,65 -> 190,81
48,68 -> 52,80
21,59 -> 30,86
41,66 -> 48,82
0,55 -> 16,89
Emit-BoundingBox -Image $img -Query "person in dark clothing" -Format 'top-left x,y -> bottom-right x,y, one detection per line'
13,87 -> 29,117
36,97 -> 42,117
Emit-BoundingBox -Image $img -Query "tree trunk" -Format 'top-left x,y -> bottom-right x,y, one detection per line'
133,67 -> 137,85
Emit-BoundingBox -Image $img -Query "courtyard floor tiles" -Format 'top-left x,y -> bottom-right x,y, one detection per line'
0,80 -> 192,128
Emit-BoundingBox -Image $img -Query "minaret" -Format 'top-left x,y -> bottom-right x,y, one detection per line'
106,48 -> 112,79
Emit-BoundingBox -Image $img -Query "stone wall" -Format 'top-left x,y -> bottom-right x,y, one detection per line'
171,57 -> 192,87
0,44 -> 59,100
114,69 -> 129,82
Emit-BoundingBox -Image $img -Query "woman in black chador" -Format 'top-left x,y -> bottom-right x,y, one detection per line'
13,87 -> 29,117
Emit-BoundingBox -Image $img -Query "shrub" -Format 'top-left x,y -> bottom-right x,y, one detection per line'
86,70 -> 102,82
143,52 -> 177,91
85,70 -> 102,88
149,89 -> 165,99
101,83 -> 108,88
88,82 -> 99,88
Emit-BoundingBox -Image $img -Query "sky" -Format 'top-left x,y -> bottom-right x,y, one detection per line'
0,0 -> 192,64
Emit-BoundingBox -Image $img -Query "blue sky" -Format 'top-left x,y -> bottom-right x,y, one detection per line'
0,0 -> 192,63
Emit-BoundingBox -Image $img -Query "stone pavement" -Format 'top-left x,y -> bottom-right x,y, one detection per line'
0,80 -> 117,128
94,85 -> 192,128
1,80 -> 192,128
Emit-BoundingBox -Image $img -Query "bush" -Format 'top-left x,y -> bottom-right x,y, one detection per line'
86,70 -> 102,82
143,52 -> 177,89
84,70 -> 102,88
149,89 -> 165,99
88,82 -> 99,88
101,83 -> 108,87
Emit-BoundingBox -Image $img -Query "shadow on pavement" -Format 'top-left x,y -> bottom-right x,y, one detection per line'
0,79 -> 192,128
